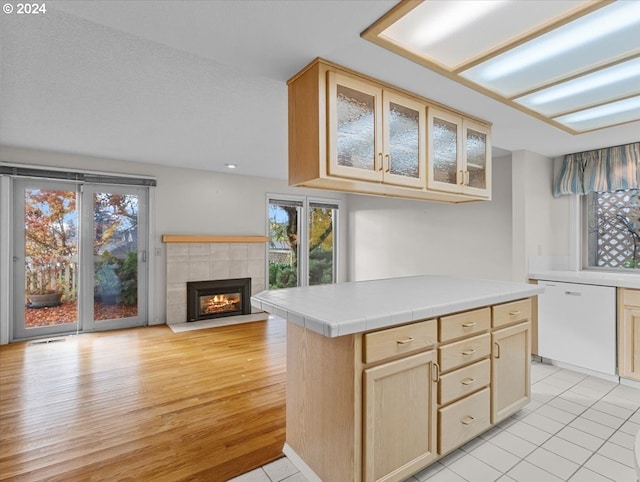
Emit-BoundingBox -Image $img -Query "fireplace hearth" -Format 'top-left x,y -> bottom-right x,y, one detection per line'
186,278 -> 251,322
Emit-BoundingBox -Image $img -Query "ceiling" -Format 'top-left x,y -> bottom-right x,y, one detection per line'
1,0 -> 639,180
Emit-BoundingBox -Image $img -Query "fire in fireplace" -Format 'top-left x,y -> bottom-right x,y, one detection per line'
186,278 -> 251,322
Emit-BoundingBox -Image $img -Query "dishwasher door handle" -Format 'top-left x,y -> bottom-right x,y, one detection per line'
565,291 -> 582,296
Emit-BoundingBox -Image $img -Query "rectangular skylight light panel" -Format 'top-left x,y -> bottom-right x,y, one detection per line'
515,58 -> 640,116
378,0 -> 590,70
554,95 -> 640,131
460,1 -> 640,97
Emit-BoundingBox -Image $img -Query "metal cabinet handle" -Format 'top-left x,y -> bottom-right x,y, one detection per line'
495,342 -> 501,359
565,291 -> 582,296
462,349 -> 476,356
464,170 -> 470,185
433,362 -> 440,383
461,416 -> 474,425
509,310 -> 521,316
384,154 -> 390,173
377,153 -> 383,171
461,378 -> 475,386
397,337 -> 414,345
458,170 -> 465,185
462,322 -> 476,328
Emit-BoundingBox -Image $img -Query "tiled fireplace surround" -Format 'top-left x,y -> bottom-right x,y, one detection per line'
164,237 -> 267,324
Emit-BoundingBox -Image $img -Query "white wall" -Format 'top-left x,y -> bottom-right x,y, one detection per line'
0,146 -> 348,340
511,150 -> 571,282
348,156 -> 513,282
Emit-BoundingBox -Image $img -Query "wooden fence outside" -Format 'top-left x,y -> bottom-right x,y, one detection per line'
25,257 -> 78,300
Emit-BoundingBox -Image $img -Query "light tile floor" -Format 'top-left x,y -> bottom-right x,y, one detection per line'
229,362 -> 640,482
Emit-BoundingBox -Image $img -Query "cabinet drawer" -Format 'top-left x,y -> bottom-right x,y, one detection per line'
622,288 -> 640,307
493,299 -> 531,328
438,387 -> 490,455
439,307 -> 491,343
438,333 -> 490,372
439,358 -> 490,405
363,319 -> 437,364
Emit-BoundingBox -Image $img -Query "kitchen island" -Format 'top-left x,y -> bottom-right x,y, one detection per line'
252,275 -> 543,482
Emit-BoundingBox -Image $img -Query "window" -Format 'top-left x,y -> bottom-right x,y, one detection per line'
585,189 -> 640,269
267,195 -> 339,288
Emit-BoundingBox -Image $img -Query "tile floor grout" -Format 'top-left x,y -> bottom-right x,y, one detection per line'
229,361 -> 640,482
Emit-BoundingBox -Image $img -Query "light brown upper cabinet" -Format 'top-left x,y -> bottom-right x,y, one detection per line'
327,71 -> 426,188
428,108 -> 491,198
288,58 -> 492,203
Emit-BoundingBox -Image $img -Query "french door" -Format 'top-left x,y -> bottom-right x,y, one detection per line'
12,179 -> 148,340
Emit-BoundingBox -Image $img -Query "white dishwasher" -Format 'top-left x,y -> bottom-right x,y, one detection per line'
537,280 -> 616,376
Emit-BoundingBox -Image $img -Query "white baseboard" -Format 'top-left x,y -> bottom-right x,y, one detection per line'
620,377 -> 640,389
539,358 -> 619,383
282,443 -> 322,482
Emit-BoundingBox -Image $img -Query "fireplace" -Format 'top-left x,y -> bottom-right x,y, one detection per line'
186,278 -> 251,322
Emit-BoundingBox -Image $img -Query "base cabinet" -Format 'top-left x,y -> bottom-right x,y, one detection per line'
363,351 -> 438,482
285,298 -> 532,482
491,321 -> 531,423
619,289 -> 640,381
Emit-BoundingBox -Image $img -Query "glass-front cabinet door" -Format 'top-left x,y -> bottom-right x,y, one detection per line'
327,71 -> 383,182
382,91 -> 426,188
428,108 -> 462,193
428,108 -> 491,198
462,119 -> 491,198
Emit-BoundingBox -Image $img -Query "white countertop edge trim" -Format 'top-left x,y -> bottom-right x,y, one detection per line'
529,270 -> 640,289
252,286 -> 543,338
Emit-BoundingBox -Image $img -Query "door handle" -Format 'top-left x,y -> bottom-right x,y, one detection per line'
140,251 -> 147,263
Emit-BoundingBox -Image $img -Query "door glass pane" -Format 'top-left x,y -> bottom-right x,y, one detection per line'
268,200 -> 302,289
93,192 -> 139,320
466,128 -> 487,189
432,117 -> 458,184
336,84 -> 376,171
24,188 -> 78,329
308,204 -> 337,286
388,102 -> 419,178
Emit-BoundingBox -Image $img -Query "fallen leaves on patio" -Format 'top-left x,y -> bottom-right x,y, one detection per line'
24,301 -> 138,328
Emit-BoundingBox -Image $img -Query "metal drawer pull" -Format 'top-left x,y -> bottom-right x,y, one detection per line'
495,342 -> 501,359
461,416 -> 474,425
509,310 -> 521,315
462,349 -> 476,356
565,291 -> 582,296
397,337 -> 414,345
462,322 -> 476,328
461,378 -> 475,385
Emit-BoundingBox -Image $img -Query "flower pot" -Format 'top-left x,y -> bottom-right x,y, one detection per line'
29,292 -> 62,308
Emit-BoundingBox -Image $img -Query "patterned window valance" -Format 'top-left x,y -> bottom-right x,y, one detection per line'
554,142 -> 640,196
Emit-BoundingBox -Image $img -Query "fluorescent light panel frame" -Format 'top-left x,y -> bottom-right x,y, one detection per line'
362,0 -> 640,134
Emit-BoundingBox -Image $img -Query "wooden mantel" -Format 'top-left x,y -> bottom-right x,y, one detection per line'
161,235 -> 268,244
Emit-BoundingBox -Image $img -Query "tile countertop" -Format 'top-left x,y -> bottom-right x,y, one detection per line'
251,275 -> 543,337
529,270 -> 640,289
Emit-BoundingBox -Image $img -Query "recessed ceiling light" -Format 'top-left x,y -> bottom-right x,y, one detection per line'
362,0 -> 640,134
224,163 -> 237,169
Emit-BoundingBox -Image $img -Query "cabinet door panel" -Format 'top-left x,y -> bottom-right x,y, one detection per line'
492,322 -> 531,424
364,351 -> 437,482
619,306 -> 640,381
428,108 -> 462,193
461,119 -> 491,198
383,92 -> 426,188
328,71 -> 383,182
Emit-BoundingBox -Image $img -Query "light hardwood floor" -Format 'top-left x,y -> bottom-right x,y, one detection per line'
0,318 -> 286,481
